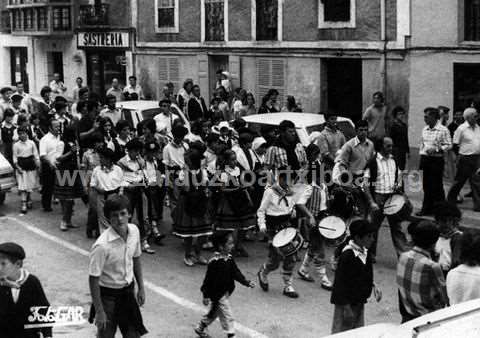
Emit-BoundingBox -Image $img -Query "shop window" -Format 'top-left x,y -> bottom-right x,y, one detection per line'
256,58 -> 285,105
37,7 -> 47,30
318,0 -> 355,29
52,6 -> 71,31
204,0 -> 226,41
465,0 -> 480,41
156,0 -> 179,33
256,0 -> 278,41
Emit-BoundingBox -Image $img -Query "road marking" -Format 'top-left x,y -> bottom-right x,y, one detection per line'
5,217 -> 268,338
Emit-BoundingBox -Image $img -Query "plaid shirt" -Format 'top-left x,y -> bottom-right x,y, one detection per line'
364,153 -> 399,194
420,122 -> 452,156
265,143 -> 307,170
397,247 -> 448,317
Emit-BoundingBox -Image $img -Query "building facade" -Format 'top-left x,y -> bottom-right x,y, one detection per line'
135,0 -> 411,124
0,0 -> 135,99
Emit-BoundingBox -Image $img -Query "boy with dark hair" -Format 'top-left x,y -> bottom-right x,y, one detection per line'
1,108 -> 17,164
195,231 -> 254,338
397,220 -> 448,323
330,219 -> 380,333
89,195 -> 148,338
0,242 -> 52,338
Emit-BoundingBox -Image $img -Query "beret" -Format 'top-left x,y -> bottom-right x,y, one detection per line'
0,242 -> 25,260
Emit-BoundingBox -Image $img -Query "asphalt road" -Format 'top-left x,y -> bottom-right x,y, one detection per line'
0,182 -> 477,338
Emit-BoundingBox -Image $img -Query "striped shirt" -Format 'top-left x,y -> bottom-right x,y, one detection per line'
265,143 -> 307,170
364,153 -> 398,194
397,247 -> 448,317
419,122 -> 452,156
297,183 -> 328,217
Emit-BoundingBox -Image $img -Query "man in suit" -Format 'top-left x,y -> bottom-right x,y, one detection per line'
187,85 -> 208,122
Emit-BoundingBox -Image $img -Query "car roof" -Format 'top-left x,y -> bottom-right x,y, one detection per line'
116,100 -> 160,111
242,112 -> 353,128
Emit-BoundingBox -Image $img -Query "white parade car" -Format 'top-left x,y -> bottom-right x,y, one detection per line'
326,298 -> 480,338
242,112 -> 355,146
0,152 -> 16,205
116,100 -> 190,131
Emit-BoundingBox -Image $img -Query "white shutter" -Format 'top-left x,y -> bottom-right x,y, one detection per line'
158,57 -> 180,95
256,58 -> 285,105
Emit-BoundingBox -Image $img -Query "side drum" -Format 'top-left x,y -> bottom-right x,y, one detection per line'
272,227 -> 304,257
318,216 -> 347,247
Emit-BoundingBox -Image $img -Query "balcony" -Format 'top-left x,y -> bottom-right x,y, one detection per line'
7,0 -> 73,36
78,4 -> 109,27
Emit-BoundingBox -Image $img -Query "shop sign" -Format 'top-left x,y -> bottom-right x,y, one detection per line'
77,31 -> 130,49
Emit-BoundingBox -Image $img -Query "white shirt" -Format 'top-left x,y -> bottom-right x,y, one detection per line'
154,113 -> 178,135
49,80 -> 67,94
144,160 -> 159,186
162,141 -> 188,168
117,155 -> 143,185
420,122 -> 452,156
447,264 -> 480,305
90,165 -> 124,191
364,153 -> 398,194
89,223 -> 141,289
123,84 -> 144,99
257,186 -> 300,230
232,145 -> 257,171
100,107 -> 123,126
39,132 -> 64,165
453,122 -> 480,155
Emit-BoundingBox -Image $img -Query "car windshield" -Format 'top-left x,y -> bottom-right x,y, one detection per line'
306,121 -> 356,140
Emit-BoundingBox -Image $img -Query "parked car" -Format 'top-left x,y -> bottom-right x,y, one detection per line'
116,100 -> 190,131
326,298 -> 480,338
242,112 -> 355,146
0,152 -> 16,205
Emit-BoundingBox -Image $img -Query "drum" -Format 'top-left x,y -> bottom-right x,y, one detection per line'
383,194 -> 412,222
318,216 -> 347,247
272,227 -> 304,257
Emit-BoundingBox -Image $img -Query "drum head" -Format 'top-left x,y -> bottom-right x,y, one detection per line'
272,228 -> 297,248
318,216 -> 346,240
383,194 -> 406,215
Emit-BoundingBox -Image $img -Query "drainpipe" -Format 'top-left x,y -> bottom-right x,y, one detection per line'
380,0 -> 388,101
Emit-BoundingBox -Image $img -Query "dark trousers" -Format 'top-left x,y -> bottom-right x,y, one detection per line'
419,156 -> 445,213
331,303 -> 365,334
124,186 -> 148,239
145,185 -> 166,222
393,149 -> 407,171
370,193 -> 409,258
447,154 -> 480,210
40,161 -> 55,210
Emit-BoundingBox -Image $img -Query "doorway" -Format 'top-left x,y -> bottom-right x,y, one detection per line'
86,51 -> 126,101
209,55 -> 229,97
10,47 -> 29,92
46,51 -> 64,82
324,58 -> 363,122
454,63 -> 480,112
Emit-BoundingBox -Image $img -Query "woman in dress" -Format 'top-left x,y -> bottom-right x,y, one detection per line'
215,149 -> 256,257
53,126 -> 86,231
173,147 -> 213,267
244,92 -> 257,117
13,126 -> 40,213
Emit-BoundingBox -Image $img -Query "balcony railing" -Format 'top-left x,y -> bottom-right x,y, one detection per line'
78,4 -> 109,27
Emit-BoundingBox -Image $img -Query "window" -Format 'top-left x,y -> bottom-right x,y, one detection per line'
158,57 -> 180,94
155,0 -> 179,33
37,7 -> 47,30
256,59 -> 285,105
465,0 -> 480,41
23,8 -> 33,30
1,10 -> 10,31
12,9 -> 21,30
52,6 -> 71,31
203,0 -> 226,41
256,0 -> 278,40
318,0 -> 355,29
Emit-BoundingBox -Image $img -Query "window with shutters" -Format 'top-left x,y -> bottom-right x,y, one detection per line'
256,59 -> 285,105
52,6 -> 71,31
465,0 -> 480,41
158,57 -> 180,95
203,0 -> 226,41
318,0 -> 355,29
23,8 -> 33,30
155,0 -> 179,33
256,0 -> 278,41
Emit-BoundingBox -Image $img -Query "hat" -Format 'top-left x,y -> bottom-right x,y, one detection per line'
252,137 -> 267,151
349,219 -> 376,237
172,125 -> 188,138
125,138 -> 143,150
144,141 -> 160,152
0,242 -> 26,260
212,121 -> 232,134
10,94 -> 23,102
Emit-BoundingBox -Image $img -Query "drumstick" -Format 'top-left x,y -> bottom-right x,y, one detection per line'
318,225 -> 336,231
